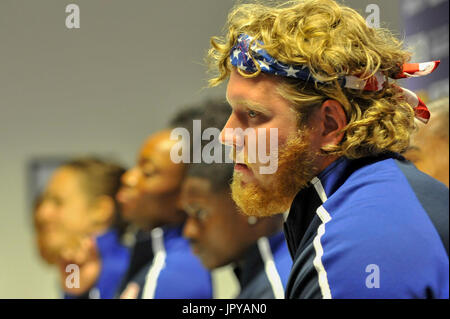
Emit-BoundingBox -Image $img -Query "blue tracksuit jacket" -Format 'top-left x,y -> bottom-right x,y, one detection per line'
284,154 -> 449,299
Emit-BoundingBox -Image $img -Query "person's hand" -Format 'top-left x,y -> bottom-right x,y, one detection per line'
57,235 -> 101,296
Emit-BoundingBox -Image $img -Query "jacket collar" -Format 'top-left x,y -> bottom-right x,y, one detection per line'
233,232 -> 285,289
283,153 -> 404,259
96,228 -> 122,257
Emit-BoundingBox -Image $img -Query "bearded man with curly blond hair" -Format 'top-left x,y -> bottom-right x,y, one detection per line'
208,0 -> 448,298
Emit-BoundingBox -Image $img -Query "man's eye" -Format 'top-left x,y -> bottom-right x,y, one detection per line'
248,110 -> 257,118
48,196 -> 62,207
196,209 -> 208,221
185,205 -> 208,221
142,167 -> 156,178
143,171 -> 155,178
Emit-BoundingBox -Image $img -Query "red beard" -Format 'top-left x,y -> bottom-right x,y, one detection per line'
231,130 -> 318,217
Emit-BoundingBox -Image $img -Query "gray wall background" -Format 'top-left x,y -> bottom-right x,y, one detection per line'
0,0 -> 404,298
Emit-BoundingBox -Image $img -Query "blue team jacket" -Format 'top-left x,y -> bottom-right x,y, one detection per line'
234,231 -> 292,299
65,229 -> 130,299
119,224 -> 212,299
284,154 -> 449,299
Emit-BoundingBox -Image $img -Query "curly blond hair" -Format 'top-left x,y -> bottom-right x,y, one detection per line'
208,0 -> 416,158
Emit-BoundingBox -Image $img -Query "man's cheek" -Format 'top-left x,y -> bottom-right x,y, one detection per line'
255,127 -> 280,175
242,167 -> 264,188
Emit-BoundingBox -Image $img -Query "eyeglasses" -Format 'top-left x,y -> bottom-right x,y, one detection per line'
184,204 -> 210,222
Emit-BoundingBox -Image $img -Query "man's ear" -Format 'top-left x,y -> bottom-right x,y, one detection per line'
318,99 -> 347,148
90,195 -> 115,229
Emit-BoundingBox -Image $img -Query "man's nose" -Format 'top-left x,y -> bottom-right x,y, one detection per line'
35,201 -> 54,225
122,167 -> 139,187
219,114 -> 244,148
182,216 -> 200,241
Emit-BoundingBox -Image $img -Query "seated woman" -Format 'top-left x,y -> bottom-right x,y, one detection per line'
34,157 -> 130,299
115,105 -> 213,299
114,129 -> 213,299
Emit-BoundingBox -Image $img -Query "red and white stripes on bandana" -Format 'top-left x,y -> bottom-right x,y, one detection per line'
343,61 -> 440,124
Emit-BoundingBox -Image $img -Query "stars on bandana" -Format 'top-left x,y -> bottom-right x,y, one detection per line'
230,34 -> 321,84
285,65 -> 298,77
232,50 -> 240,60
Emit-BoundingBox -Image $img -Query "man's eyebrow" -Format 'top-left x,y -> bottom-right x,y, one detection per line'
406,145 -> 421,152
139,157 -> 155,167
186,187 -> 207,198
227,98 -> 271,115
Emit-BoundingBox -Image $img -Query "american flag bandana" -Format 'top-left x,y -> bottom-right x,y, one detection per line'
230,34 -> 440,124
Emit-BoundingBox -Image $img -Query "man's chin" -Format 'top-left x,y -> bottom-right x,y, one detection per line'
230,131 -> 317,217
231,173 -> 292,217
37,235 -> 67,264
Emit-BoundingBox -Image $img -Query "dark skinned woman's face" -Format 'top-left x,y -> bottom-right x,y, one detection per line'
117,131 -> 186,229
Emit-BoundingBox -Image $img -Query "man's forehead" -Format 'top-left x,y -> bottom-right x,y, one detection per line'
138,141 -> 156,161
49,167 -> 77,187
226,69 -> 280,112
46,168 -> 79,197
137,148 -> 175,170
183,177 -> 212,197
138,132 -> 176,162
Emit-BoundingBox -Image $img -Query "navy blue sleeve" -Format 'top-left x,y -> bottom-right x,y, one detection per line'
288,159 -> 449,299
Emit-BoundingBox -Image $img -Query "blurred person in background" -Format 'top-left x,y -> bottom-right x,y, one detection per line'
114,106 -> 205,296
33,194 -> 54,264
116,105 -> 212,299
405,96 -> 449,187
181,99 -> 291,298
34,157 -> 130,299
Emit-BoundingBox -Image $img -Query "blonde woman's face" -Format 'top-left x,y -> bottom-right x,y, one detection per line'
35,168 -> 95,262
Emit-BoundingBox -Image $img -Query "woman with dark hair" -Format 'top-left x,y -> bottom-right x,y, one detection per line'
35,157 -> 130,299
